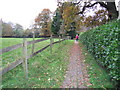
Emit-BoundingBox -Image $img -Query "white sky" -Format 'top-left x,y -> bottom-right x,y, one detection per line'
0,0 -> 57,29
0,0 -> 119,29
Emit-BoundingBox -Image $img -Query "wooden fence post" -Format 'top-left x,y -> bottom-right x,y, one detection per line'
59,35 -> 61,42
52,35 -> 54,43
64,35 -> 66,44
59,35 -> 61,47
50,35 -> 53,53
62,35 -> 65,44
23,38 -> 28,79
65,36 -> 67,44
32,32 -> 35,54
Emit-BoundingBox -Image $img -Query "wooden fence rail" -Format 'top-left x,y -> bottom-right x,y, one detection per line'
0,38 -> 65,75
1,59 -> 23,75
0,38 -> 48,55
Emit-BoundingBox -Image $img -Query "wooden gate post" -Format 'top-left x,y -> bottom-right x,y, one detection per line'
23,38 -> 28,79
32,32 -> 35,54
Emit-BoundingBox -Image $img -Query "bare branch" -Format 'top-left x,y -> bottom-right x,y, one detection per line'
98,2 -> 108,9
73,1 -> 81,5
76,2 -> 98,14
76,2 -> 108,15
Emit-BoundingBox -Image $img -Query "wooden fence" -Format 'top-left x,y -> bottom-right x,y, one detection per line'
0,37 -> 66,77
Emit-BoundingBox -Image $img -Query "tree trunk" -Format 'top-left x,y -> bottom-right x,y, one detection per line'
107,2 -> 118,20
118,1 -> 120,20
77,1 -> 119,20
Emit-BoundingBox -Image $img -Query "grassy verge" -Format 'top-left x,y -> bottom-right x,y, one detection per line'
79,41 -> 115,88
2,40 -> 73,88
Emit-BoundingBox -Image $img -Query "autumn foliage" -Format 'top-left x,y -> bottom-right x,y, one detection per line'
61,2 -> 80,32
84,10 -> 109,28
35,9 -> 52,36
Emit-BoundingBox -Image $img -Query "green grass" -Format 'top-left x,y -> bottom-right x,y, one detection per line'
1,38 -> 59,68
79,41 -> 115,88
2,39 -> 73,88
0,38 -> 43,49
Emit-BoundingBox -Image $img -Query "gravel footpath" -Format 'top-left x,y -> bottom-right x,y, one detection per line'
61,41 -> 89,88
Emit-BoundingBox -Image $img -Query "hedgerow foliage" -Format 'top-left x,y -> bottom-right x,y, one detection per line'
80,20 -> 120,85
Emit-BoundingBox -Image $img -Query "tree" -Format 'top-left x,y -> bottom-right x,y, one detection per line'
13,23 -> 23,37
118,1 -> 120,19
58,0 -> 118,20
60,2 -> 81,37
35,9 -> 52,36
2,22 -> 13,36
51,8 -> 62,35
73,0 -> 118,20
84,9 -> 108,28
1,20 -> 24,37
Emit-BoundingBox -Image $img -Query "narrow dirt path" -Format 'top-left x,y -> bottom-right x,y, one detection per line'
61,41 -> 89,88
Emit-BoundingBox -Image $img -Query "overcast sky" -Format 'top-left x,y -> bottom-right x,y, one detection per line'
0,0 -> 57,29
0,0 -> 119,29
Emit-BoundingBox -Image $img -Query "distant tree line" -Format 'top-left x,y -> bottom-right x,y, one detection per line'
1,0 -> 119,38
0,20 -> 49,38
1,20 -> 23,37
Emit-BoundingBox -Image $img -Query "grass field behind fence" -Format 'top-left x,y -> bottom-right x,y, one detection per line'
0,38 -> 60,49
1,38 -> 73,88
1,38 -> 59,68
0,38 -> 40,49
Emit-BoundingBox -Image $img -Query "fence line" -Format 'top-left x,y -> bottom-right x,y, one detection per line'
0,38 -> 65,75
27,38 -> 48,45
0,38 -> 48,55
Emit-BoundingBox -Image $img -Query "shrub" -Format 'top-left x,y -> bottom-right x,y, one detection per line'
80,20 -> 120,86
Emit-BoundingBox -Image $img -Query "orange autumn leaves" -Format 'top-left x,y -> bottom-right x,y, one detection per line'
35,9 -> 51,23
35,9 -> 52,36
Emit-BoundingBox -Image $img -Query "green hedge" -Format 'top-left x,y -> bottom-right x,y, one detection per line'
80,20 -> 120,86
